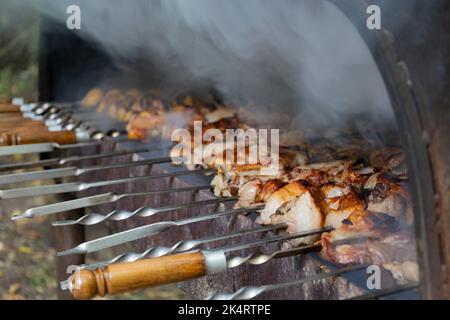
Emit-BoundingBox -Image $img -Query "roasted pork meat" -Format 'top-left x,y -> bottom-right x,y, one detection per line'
116,87 -> 417,284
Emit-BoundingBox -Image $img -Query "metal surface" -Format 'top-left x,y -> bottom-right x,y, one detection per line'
203,250 -> 228,274
0,168 -> 213,199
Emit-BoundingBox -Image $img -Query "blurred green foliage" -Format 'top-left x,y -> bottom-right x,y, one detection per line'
0,0 -> 39,100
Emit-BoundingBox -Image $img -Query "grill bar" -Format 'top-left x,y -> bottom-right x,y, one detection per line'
12,184 -> 212,220
347,283 -> 420,300
208,264 -> 368,300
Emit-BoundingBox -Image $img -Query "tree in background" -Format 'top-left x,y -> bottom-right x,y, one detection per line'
0,0 -> 39,100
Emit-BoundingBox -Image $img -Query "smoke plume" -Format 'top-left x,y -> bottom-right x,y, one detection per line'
5,0 -> 440,140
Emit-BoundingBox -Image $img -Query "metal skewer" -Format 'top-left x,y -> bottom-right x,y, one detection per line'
79,224 -> 287,269
1,102 -> 130,142
0,145 -> 171,171
0,135 -> 131,156
22,101 -> 83,114
208,264 -> 367,300
12,184 -> 212,220
53,197 -> 235,226
0,156 -> 174,184
0,142 -> 91,157
225,244 -> 321,268
57,205 -> 265,256
0,168 -> 213,200
346,283 -> 420,300
35,101 -> 85,111
219,228 -> 328,253
91,232 -> 320,271
56,116 -> 126,132
61,227 -> 331,299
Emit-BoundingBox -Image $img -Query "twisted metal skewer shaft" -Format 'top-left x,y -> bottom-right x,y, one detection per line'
225,244 -> 320,268
13,185 -> 211,220
80,224 -> 286,269
57,206 -> 265,256
81,241 -> 200,269
53,198 -> 234,226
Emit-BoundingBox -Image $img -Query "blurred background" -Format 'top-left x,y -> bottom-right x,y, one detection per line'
0,0 -> 44,300
0,0 -> 38,102
0,0 -> 185,300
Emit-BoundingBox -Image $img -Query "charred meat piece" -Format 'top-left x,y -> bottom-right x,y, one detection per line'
369,147 -> 407,176
255,179 -> 287,203
320,210 -> 401,265
127,109 -> 165,139
212,163 -> 283,197
282,160 -> 356,187
320,185 -> 365,229
321,224 -> 418,285
210,149 -> 307,196
364,173 -> 412,221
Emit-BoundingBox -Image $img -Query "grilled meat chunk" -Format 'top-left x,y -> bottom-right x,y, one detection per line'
212,163 -> 282,197
127,109 -> 165,139
204,106 -> 236,123
211,149 -> 307,197
321,187 -> 365,229
364,173 -> 412,221
255,179 -> 287,203
255,180 -> 324,245
257,180 -> 307,224
321,210 -> 405,264
272,186 -> 324,245
235,178 -> 263,208
383,260 -> 419,284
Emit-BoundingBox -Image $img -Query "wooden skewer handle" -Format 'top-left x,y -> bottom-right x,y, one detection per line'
0,97 -> 11,104
0,118 -> 40,124
0,113 -> 26,120
0,104 -> 21,113
0,128 -> 77,146
0,120 -> 47,130
69,251 -> 209,300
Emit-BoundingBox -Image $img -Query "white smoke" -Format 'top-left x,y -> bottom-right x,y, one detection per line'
13,0 -> 403,138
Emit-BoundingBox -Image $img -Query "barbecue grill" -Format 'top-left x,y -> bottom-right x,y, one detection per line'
1,0 -> 448,300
